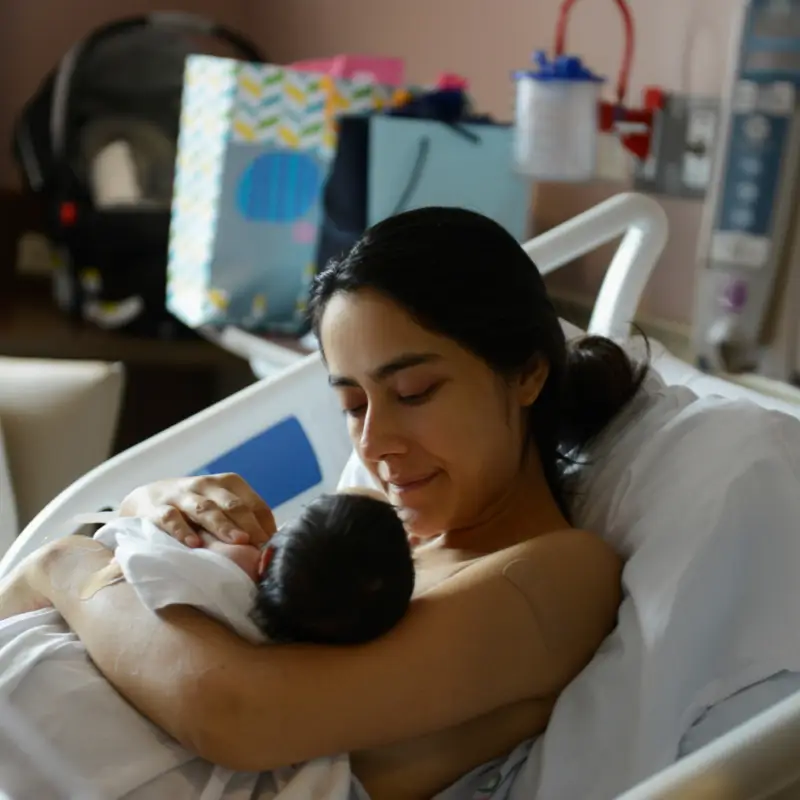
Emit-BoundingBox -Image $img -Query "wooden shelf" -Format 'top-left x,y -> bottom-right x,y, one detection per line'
0,283 -> 247,368
0,281 -> 261,453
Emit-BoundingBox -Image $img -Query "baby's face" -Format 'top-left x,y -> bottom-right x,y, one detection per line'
200,533 -> 261,582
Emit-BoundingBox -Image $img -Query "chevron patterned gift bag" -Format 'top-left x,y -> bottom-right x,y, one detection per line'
167,55 -> 394,335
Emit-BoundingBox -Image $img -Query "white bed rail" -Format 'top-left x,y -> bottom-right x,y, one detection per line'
524,192 -> 669,341
620,687 -> 800,799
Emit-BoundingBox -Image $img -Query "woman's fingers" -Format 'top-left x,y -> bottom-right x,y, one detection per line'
119,474 -> 277,547
202,487 -> 271,545
152,505 -> 202,547
202,474 -> 277,546
172,492 -> 251,545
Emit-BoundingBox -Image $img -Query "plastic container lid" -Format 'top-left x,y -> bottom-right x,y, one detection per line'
514,50 -> 605,83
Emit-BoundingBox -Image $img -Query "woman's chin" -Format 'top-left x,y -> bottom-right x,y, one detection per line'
396,505 -> 446,539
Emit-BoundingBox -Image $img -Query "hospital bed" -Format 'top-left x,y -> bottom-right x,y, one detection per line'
2,191 -> 800,798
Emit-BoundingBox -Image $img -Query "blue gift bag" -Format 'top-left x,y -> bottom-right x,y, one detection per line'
367,117 -> 531,240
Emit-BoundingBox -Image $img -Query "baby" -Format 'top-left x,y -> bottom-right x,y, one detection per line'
217,491 -> 416,645
0,491 -> 414,800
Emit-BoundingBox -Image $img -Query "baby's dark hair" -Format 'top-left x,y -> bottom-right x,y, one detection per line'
250,493 -> 415,645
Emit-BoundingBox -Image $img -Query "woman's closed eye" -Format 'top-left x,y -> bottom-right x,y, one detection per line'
341,382 -> 443,418
398,382 -> 442,405
344,402 -> 367,418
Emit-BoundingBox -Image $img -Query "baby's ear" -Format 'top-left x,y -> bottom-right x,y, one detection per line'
258,544 -> 277,579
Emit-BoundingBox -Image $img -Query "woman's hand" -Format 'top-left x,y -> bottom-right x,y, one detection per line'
119,473 -> 277,548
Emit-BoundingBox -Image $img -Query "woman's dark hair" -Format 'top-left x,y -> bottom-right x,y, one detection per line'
309,207 -> 648,517
251,493 -> 414,645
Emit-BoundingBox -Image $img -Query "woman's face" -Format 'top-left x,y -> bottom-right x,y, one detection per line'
320,290 -> 540,538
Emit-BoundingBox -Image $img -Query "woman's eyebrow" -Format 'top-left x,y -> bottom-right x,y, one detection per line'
328,352 -> 442,387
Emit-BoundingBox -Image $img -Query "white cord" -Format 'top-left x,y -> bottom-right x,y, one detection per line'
705,314 -> 740,373
71,512 -> 118,525
679,6 -> 722,97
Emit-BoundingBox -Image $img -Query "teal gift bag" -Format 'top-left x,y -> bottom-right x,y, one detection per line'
367,117 -> 531,240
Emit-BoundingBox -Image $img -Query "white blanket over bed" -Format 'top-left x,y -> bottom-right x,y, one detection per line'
0,519 -> 351,800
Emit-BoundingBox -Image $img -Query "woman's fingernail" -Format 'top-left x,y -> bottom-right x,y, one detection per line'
186,534 -> 201,548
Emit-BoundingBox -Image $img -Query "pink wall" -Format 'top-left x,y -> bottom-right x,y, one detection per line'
0,0 -> 254,188
256,0 -> 740,324
0,0 -> 740,323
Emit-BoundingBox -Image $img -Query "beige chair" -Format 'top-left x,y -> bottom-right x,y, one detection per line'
0,357 -> 124,552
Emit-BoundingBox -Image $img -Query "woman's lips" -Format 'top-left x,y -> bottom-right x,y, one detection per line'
386,472 -> 439,496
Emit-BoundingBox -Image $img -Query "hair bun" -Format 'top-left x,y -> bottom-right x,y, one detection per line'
559,335 -> 648,451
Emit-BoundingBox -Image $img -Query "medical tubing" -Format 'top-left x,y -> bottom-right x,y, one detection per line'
554,0 -> 635,104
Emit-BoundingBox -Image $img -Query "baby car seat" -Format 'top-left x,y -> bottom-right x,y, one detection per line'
12,12 -> 265,338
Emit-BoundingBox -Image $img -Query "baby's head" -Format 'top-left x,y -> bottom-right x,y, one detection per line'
250,492 -> 414,645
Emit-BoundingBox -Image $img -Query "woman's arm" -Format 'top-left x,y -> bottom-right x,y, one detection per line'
32,530 -> 620,772
0,564 -> 51,621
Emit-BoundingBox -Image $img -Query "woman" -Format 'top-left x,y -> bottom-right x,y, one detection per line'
9,207 -> 644,799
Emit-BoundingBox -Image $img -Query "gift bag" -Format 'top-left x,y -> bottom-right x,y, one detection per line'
291,54 -> 405,86
317,113 -> 531,273
167,56 -> 394,334
369,117 -> 530,234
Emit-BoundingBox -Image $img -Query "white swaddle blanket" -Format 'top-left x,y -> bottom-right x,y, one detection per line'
0,518 -> 351,800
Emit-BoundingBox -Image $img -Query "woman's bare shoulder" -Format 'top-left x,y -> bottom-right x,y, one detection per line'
445,529 -> 622,673
451,527 -> 621,593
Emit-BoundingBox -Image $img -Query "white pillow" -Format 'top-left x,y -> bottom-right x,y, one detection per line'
0,419 -> 19,557
526,374 -> 800,798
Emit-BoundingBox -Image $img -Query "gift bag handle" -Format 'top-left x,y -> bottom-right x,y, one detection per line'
390,123 -> 481,215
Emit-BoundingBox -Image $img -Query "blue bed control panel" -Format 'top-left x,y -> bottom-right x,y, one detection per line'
193,415 -> 323,510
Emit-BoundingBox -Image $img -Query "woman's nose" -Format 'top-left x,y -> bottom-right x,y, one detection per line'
359,404 -> 406,461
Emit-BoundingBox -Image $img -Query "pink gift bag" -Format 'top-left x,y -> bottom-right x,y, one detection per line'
291,54 -> 405,86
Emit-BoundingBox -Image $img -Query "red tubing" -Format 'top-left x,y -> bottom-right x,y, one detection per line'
554,0 -> 635,104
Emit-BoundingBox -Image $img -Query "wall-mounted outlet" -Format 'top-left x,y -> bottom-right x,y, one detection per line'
634,93 -> 721,200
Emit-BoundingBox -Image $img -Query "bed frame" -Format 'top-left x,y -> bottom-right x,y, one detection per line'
4,192 -> 800,799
